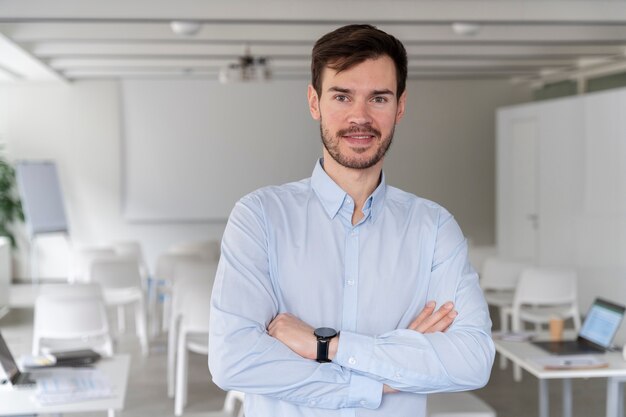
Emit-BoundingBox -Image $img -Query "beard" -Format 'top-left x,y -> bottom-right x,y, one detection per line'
320,119 -> 394,169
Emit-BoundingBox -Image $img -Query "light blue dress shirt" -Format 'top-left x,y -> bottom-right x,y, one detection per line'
209,159 -> 494,417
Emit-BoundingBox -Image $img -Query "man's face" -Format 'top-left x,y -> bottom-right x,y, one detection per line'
307,56 -> 406,170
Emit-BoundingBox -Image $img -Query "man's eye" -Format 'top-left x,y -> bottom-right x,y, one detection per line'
372,96 -> 388,103
334,95 -> 349,102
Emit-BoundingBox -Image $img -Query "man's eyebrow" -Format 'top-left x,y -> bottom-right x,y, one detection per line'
327,86 -> 352,94
372,89 -> 395,96
326,87 -> 396,96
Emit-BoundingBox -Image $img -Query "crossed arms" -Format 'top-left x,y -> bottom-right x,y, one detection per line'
208,195 -> 495,410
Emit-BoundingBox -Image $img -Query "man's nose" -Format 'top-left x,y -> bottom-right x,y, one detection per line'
348,100 -> 373,125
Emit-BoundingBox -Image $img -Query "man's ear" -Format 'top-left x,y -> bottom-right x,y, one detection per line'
395,91 -> 407,124
307,84 -> 321,121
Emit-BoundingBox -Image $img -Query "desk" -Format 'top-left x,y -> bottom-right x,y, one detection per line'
0,354 -> 130,416
495,339 -> 626,417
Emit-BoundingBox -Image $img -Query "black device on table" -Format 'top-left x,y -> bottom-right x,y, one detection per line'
532,298 -> 625,355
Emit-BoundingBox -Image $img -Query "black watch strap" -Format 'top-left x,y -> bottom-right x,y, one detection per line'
314,327 -> 337,363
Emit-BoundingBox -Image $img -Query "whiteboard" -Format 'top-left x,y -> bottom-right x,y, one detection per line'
121,79 -> 320,221
15,161 -> 69,236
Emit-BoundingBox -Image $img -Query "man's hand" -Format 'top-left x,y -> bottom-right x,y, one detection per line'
408,300 -> 457,333
385,301 -> 457,394
267,313 -> 317,360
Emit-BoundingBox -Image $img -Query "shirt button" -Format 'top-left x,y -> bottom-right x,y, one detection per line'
346,198 -> 352,204
348,357 -> 356,365
350,230 -> 357,237
309,400 -> 317,406
360,400 -> 367,406
346,279 -> 355,286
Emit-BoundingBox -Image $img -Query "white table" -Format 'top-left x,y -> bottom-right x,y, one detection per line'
495,338 -> 626,417
0,354 -> 130,416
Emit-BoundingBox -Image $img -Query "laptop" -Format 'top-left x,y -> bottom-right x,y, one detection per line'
0,331 -> 37,388
533,298 -> 625,355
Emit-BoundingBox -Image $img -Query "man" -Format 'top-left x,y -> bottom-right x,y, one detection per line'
209,24 -> 494,416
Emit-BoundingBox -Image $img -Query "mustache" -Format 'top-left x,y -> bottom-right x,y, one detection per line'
337,125 -> 381,138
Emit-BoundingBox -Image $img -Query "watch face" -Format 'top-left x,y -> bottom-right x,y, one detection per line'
315,327 -> 337,339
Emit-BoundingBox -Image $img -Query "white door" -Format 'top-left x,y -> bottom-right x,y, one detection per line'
497,108 -> 538,262
509,118 -> 538,261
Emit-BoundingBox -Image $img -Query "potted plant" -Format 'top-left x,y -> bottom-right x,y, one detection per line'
0,147 -> 24,247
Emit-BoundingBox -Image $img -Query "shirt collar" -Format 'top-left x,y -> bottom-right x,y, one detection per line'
311,158 -> 387,222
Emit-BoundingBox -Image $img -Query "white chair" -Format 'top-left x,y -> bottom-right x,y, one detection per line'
480,257 -> 530,369
428,392 -> 496,417
152,251 -> 204,335
72,246 -> 116,283
467,245 -> 497,275
89,255 -> 150,356
168,260 -> 217,416
511,267 -> 581,380
111,240 -> 150,289
481,257 -> 531,331
32,283 -> 113,356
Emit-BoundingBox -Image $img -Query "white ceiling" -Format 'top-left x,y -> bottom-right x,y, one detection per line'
1,0 -> 626,84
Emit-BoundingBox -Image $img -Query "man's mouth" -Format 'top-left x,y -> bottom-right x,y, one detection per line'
338,127 -> 380,145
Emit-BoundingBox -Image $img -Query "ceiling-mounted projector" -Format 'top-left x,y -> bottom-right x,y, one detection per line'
219,50 -> 271,83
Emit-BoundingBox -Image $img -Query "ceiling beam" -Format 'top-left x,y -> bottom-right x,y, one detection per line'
1,1 -> 626,25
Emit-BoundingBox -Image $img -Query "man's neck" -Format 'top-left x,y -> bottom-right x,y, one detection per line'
321,152 -> 383,225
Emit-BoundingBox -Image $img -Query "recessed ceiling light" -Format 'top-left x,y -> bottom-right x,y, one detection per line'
170,21 -> 202,36
451,22 -> 482,37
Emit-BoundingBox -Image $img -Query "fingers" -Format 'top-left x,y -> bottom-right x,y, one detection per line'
423,309 -> 457,334
267,312 -> 291,336
408,300 -> 436,330
413,301 -> 456,333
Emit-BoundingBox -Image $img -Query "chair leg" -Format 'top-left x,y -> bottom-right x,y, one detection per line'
167,318 -> 177,398
148,278 -> 159,338
162,294 -> 171,333
175,331 -> 188,416
135,300 -> 149,356
117,305 -> 126,333
513,363 -> 523,382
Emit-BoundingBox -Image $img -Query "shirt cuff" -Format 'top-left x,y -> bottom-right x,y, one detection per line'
335,330 -> 375,374
347,371 -> 382,409
335,331 -> 382,409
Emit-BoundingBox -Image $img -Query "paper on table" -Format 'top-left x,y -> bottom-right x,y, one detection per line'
492,331 -> 535,342
529,355 -> 609,370
33,368 -> 112,405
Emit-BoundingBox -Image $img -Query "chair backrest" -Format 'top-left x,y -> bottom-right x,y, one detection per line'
33,289 -> 112,355
167,240 -> 221,262
72,246 -> 116,283
112,240 -> 150,287
89,255 -> 143,290
172,260 -> 217,333
513,267 -> 578,307
222,390 -> 245,417
154,252 -> 204,281
480,257 -> 531,291
467,245 -> 497,274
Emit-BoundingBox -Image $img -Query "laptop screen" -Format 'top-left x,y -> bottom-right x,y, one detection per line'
579,298 -> 625,348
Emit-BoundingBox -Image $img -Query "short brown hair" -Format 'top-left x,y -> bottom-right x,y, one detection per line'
311,24 -> 408,99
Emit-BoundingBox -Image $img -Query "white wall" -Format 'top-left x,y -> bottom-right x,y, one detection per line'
497,88 -> 626,343
0,79 -> 530,279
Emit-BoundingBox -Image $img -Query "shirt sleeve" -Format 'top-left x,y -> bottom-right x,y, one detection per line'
333,210 -> 495,393
208,194 -> 383,410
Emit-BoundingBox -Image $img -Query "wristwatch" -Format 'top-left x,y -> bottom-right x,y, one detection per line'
314,327 -> 338,363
